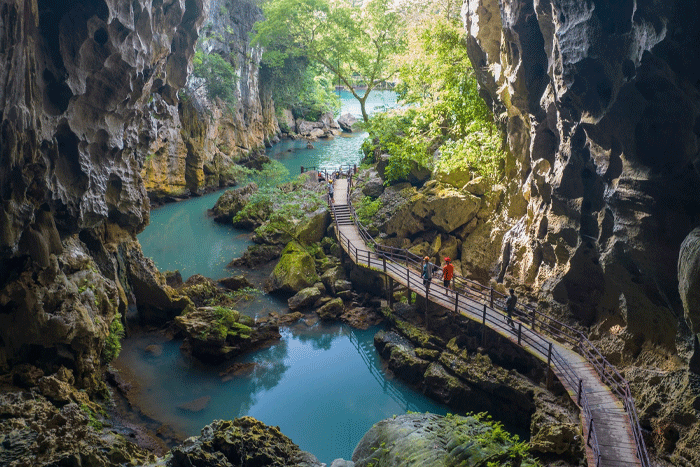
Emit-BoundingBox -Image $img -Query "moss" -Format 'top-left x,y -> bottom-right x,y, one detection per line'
102,313 -> 124,363
392,316 -> 445,350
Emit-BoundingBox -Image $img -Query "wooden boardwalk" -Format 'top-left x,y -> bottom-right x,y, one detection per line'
331,178 -> 644,467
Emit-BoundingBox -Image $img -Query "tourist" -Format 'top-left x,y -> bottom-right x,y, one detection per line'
318,171 -> 325,183
505,288 -> 517,326
421,256 -> 433,288
328,179 -> 334,203
442,257 -> 454,291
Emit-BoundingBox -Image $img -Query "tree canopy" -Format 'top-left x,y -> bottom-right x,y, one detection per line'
253,0 -> 406,122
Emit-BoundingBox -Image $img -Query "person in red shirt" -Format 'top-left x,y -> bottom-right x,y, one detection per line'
442,257 -> 454,291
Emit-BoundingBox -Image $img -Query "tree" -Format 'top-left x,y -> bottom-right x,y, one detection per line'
253,0 -> 405,122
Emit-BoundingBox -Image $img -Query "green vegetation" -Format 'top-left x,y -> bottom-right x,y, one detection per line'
192,49 -> 238,108
355,196 -> 382,225
253,0 -> 406,122
80,403 -> 104,431
102,313 -> 125,363
363,10 -> 506,186
211,306 -> 252,340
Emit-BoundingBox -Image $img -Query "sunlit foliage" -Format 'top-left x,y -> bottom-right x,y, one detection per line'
253,0 -> 406,122
364,11 -> 506,186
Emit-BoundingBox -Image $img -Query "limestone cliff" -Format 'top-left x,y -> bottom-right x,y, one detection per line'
0,0 -> 204,385
464,0 -> 699,350
141,0 -> 280,200
463,1 -> 700,462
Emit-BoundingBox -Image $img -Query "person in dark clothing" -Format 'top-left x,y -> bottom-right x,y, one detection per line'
505,288 -> 517,326
421,256 -> 434,288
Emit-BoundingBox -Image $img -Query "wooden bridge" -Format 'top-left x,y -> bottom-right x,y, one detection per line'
329,176 -> 650,467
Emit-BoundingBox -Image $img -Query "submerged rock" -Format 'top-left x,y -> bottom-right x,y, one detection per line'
168,417 -> 323,467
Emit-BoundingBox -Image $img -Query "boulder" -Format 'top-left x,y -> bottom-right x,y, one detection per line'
229,244 -> 284,268
337,113 -> 357,132
317,298 -> 344,321
169,418 -> 323,467
296,207 -> 331,245
211,183 -> 258,224
265,242 -> 320,294
352,413 -> 540,466
463,176 -> 487,196
321,266 -> 346,292
218,275 -> 254,291
361,173 -> 385,198
434,165 -> 471,188
288,287 -> 323,311
340,307 -> 383,330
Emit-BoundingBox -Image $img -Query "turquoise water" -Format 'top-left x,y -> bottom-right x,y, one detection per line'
116,323 -> 448,464
139,90 -> 397,281
130,90 -> 454,464
138,191 -> 252,281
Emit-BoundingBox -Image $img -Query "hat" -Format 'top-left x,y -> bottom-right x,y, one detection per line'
424,256 -> 430,261
444,257 -> 451,262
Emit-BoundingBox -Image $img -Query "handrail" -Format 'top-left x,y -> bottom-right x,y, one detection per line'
328,177 -> 650,467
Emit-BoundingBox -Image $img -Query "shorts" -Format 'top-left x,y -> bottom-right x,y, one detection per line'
443,279 -> 450,288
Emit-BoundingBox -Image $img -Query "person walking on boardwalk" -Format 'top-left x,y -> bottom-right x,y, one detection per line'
328,179 -> 334,203
505,288 -> 517,326
442,257 -> 454,292
421,256 -> 434,288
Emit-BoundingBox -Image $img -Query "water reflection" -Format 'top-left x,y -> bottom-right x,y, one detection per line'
115,322 -> 447,465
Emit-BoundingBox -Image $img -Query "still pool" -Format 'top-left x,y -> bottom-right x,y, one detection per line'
114,323 -> 448,465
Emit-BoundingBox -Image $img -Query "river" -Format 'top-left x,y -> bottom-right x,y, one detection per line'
124,91 -> 454,465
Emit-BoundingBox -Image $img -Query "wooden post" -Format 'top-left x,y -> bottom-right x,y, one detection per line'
531,308 -> 536,331
301,166 -> 304,173
382,256 -> 386,273
587,419 -> 593,447
546,342 -> 553,389
481,304 -> 487,345
578,378 -> 583,406
388,277 -> 394,310
454,292 -> 459,314
517,323 -> 522,345
366,250 -> 370,268
489,288 -> 494,308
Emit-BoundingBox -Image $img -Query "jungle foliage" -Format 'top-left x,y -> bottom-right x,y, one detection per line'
363,13 -> 506,186
253,0 -> 406,122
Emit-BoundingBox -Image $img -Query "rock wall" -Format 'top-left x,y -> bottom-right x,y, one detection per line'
0,0 -> 204,385
463,0 -> 700,351
141,0 -> 280,200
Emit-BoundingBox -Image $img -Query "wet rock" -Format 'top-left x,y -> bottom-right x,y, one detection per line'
340,307 -> 383,330
317,298 -> 344,321
278,312 -> 304,326
218,275 -> 254,291
168,417 -> 323,467
177,396 -> 211,413
288,287 -> 323,311
180,275 -> 221,307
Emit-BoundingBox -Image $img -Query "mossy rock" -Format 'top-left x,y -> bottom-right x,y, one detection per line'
317,298 -> 344,321
295,208 -> 330,245
265,242 -> 320,294
352,413 -> 540,467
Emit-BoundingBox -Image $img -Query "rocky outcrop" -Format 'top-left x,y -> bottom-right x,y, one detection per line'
142,0 -> 280,200
172,306 -> 280,363
0,0 -> 205,386
265,242 -> 320,294
463,0 -> 699,346
463,0 -> 700,461
211,182 -> 259,223
169,417 -> 322,467
351,413 -> 541,467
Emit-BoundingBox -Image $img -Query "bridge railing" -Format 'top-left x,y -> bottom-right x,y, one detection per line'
329,177 -> 650,467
